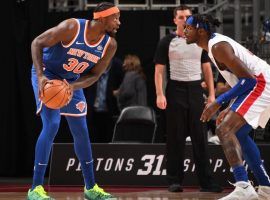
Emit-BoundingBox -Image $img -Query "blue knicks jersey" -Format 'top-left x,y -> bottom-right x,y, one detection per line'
43,19 -> 111,82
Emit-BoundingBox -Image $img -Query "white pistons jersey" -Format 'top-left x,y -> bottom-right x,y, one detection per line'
208,33 -> 269,79
207,33 -> 270,128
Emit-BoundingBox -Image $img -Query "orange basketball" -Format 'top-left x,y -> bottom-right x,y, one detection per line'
40,79 -> 71,109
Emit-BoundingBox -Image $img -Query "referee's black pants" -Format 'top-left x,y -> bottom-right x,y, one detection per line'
165,80 -> 213,187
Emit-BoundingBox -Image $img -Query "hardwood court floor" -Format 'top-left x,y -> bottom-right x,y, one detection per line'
0,186 -> 231,200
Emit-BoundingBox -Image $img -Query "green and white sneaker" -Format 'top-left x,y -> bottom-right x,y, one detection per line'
27,185 -> 54,200
84,184 -> 116,200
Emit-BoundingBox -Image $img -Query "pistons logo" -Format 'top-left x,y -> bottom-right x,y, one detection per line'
76,101 -> 86,112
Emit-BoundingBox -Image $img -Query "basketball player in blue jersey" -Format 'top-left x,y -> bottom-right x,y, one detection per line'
27,2 -> 120,200
184,14 -> 270,200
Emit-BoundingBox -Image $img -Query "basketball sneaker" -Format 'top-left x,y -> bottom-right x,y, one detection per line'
84,184 -> 116,200
218,181 -> 258,200
27,185 -> 54,200
258,185 -> 270,200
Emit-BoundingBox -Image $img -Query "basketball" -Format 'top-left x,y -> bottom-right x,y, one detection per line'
40,79 -> 71,109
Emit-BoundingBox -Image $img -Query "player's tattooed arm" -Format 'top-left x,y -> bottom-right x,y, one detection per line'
31,19 -> 78,95
31,19 -> 77,76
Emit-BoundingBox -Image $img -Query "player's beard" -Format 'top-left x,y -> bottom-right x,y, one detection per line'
107,31 -> 116,38
186,37 -> 196,44
186,39 -> 192,44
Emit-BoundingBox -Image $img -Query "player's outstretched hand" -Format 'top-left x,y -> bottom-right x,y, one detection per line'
216,107 -> 230,126
200,101 -> 221,122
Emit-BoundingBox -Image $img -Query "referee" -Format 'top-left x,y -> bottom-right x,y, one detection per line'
154,5 -> 222,193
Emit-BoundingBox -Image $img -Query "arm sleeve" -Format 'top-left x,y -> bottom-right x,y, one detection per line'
216,78 -> 257,105
201,49 -> 211,64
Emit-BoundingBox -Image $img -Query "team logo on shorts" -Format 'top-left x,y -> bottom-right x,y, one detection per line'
76,101 -> 86,112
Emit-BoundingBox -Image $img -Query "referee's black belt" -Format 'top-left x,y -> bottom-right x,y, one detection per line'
169,79 -> 202,86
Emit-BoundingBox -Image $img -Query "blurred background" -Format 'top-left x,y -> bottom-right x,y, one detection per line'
2,0 -> 270,179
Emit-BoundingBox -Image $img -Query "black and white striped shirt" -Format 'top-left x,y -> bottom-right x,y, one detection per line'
154,33 -> 210,82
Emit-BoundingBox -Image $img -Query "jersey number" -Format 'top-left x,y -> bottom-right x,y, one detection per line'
63,58 -> 89,74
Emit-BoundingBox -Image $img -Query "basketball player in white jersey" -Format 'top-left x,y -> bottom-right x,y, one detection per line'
184,14 -> 270,200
